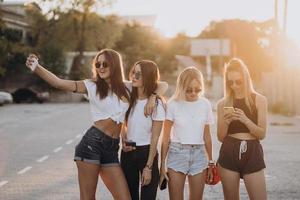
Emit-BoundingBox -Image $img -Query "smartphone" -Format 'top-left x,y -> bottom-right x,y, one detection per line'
159,178 -> 167,190
125,140 -> 136,147
223,107 -> 235,115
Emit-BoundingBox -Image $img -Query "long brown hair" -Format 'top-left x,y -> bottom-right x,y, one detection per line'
92,49 -> 129,101
125,60 -> 162,123
224,58 -> 256,112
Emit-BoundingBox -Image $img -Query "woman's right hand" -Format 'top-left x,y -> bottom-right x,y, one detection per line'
159,165 -> 169,183
224,113 -> 235,125
122,140 -> 135,152
26,54 -> 39,72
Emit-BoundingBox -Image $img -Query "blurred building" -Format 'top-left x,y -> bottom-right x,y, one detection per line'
0,1 -> 40,43
260,40 -> 300,116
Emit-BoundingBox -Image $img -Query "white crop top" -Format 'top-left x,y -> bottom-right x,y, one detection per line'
126,99 -> 165,146
84,80 -> 129,124
166,97 -> 214,144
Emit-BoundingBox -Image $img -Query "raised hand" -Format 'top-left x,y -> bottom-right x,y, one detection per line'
25,54 -> 39,72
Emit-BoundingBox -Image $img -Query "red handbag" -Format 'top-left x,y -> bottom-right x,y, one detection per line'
205,164 -> 220,185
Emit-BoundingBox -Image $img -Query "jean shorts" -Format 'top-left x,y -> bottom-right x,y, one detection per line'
167,142 -> 208,176
74,126 -> 120,166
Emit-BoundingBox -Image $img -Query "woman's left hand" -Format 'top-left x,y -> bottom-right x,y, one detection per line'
141,168 -> 152,186
232,108 -> 250,124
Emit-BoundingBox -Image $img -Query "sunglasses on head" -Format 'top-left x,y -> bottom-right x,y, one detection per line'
186,88 -> 202,94
227,79 -> 243,86
95,61 -> 109,69
132,71 -> 142,80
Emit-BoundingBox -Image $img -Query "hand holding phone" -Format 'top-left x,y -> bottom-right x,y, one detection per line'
223,107 -> 235,115
125,140 -> 136,147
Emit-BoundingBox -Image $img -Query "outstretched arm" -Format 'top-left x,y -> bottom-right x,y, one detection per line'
26,54 -> 87,94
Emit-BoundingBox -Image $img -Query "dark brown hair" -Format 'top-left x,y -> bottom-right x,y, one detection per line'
92,49 -> 129,101
125,60 -> 162,123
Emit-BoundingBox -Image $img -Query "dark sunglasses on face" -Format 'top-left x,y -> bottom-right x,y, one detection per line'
186,88 -> 202,94
132,71 -> 142,80
227,79 -> 243,86
95,61 -> 109,69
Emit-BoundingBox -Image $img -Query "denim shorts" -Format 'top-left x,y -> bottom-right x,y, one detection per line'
74,126 -> 120,166
167,142 -> 208,176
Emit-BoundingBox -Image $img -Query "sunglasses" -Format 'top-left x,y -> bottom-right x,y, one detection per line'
186,88 -> 202,94
132,71 -> 142,80
227,79 -> 243,86
95,61 -> 109,69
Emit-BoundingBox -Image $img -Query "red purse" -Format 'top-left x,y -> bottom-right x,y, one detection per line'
205,164 -> 220,185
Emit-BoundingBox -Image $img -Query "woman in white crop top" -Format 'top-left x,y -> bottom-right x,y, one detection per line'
26,49 -> 134,200
160,67 -> 214,200
120,60 -> 165,200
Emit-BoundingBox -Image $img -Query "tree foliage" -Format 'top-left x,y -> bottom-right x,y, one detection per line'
198,19 -> 274,80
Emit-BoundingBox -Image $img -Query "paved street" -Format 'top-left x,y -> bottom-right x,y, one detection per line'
0,103 -> 300,200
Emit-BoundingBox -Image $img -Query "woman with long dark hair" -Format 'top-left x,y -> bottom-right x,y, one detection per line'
26,49 -> 132,200
120,60 -> 165,200
217,58 -> 268,200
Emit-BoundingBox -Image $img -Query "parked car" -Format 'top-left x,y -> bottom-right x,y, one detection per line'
12,88 -> 49,103
0,91 -> 13,106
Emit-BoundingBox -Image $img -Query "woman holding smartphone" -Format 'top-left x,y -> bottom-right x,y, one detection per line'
160,67 -> 214,200
121,60 -> 165,200
217,58 -> 268,200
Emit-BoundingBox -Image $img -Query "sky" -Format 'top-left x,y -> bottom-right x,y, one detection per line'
4,0 -> 300,47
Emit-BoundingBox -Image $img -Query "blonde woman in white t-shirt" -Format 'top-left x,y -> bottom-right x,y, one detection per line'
121,60 -> 166,200
160,67 -> 214,200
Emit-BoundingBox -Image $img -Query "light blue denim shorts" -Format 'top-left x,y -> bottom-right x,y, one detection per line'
167,142 -> 208,176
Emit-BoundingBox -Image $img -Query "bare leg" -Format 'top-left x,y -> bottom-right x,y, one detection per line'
168,168 -> 186,200
76,161 -> 101,200
219,165 -> 240,200
188,171 -> 206,200
243,169 -> 267,200
99,165 -> 131,200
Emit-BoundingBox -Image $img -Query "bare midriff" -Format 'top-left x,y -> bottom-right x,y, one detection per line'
229,132 -> 257,140
93,118 -> 122,139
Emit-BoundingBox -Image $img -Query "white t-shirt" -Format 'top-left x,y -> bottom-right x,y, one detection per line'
127,99 -> 165,146
84,80 -> 129,124
166,97 -> 214,144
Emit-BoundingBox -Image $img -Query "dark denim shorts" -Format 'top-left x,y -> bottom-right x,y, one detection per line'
74,126 -> 120,166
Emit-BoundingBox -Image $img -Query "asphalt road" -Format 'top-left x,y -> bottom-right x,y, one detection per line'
0,103 -> 299,200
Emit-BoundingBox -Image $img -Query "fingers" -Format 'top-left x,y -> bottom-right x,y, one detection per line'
141,171 -> 151,186
26,54 -> 39,72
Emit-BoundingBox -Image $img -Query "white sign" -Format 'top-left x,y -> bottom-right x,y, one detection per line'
191,39 -> 230,56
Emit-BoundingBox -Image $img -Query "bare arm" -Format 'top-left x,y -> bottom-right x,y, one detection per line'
146,121 -> 163,168
240,94 -> 268,140
203,125 -> 213,161
160,120 -> 173,170
217,99 -> 229,142
26,54 -> 87,93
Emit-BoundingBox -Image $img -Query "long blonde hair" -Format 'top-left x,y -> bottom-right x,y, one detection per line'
171,67 -> 205,101
224,58 -> 256,112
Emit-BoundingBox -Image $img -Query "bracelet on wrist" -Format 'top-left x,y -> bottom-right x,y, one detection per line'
208,160 -> 214,165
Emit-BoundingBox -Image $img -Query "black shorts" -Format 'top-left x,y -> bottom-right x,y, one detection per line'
74,126 -> 120,166
218,136 -> 266,178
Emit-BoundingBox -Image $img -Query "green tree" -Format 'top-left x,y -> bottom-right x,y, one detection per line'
115,23 -> 162,76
